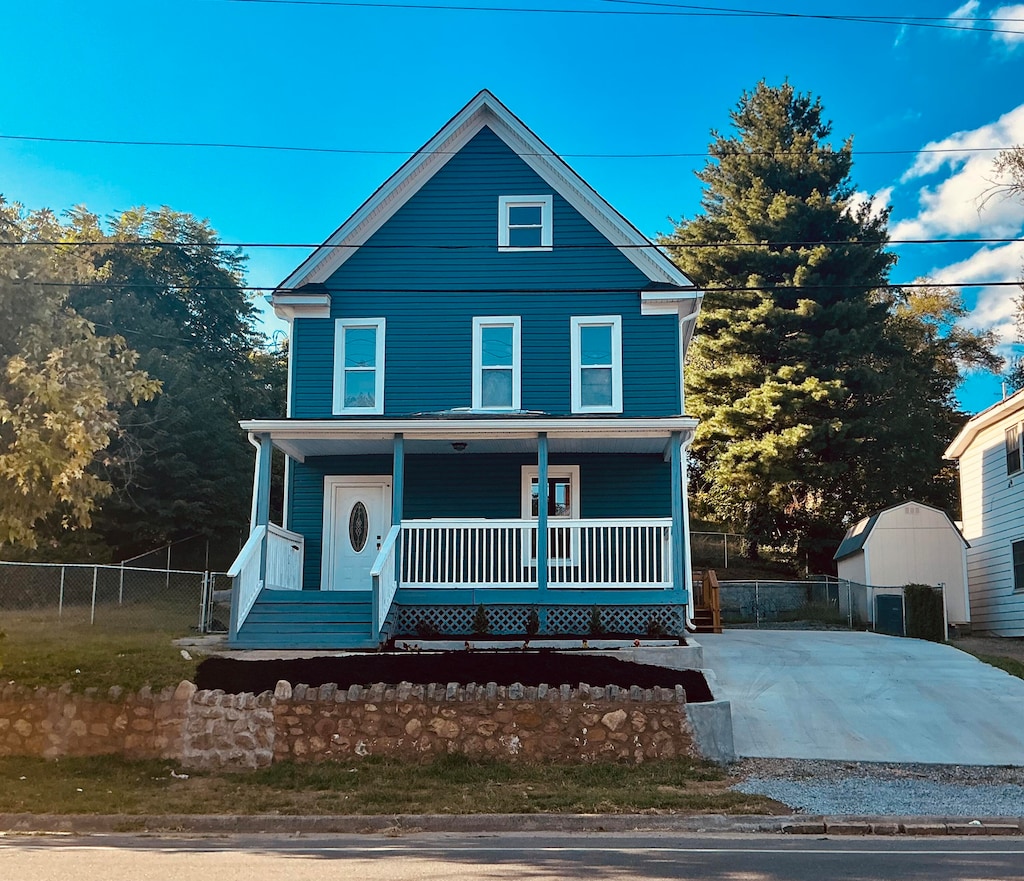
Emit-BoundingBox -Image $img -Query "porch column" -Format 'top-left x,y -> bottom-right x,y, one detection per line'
537,432 -> 549,596
392,433 -> 405,526
252,432 -> 273,532
670,430 -> 685,596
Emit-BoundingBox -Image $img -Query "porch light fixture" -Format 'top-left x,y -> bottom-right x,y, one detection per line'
451,442 -> 467,452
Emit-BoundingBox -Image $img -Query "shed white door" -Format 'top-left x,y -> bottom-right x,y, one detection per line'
322,476 -> 392,591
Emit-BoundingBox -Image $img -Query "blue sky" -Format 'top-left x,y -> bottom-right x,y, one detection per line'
4,0 -> 1024,413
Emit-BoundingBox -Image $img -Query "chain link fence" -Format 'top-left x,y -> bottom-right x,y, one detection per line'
0,560 -> 230,638
718,577 -> 854,629
690,530 -> 747,570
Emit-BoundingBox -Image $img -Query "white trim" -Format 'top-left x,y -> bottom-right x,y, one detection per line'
1012,537 -> 1024,594
472,316 -> 522,411
333,318 -> 386,415
270,291 -> 332,321
946,387 -> 1024,459
497,195 -> 552,251
321,475 -> 393,592
570,315 -> 623,414
274,90 -> 697,293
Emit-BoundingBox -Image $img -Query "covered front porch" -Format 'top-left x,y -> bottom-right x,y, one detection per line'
228,417 -> 697,649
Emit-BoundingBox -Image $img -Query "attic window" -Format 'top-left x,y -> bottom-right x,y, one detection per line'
498,195 -> 552,251
1007,425 -> 1022,475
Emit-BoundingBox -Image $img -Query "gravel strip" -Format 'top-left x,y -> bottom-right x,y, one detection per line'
731,759 -> 1024,817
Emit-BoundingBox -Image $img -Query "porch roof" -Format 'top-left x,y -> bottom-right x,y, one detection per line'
240,416 -> 698,462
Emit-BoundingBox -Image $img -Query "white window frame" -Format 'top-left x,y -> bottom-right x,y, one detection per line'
1012,538 -> 1024,593
1007,424 -> 1022,476
498,195 -> 553,251
570,315 -> 623,414
472,316 -> 522,411
333,317 -> 386,415
521,465 -> 580,565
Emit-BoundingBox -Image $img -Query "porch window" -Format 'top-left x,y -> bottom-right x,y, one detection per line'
498,195 -> 552,251
522,465 -> 580,562
472,316 -> 521,411
1007,425 -> 1021,475
570,315 -> 622,413
1014,540 -> 1024,592
333,318 -> 386,415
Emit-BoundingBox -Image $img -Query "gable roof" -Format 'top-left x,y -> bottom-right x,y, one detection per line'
275,90 -> 699,296
945,386 -> 1024,460
833,500 -> 968,562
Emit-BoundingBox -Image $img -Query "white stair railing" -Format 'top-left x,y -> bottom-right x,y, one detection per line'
265,524 -> 304,590
371,525 -> 401,641
227,525 -> 267,635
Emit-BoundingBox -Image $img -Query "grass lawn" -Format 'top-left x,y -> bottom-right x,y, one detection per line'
967,652 -> 1024,681
0,754 -> 781,817
1,611 -> 200,693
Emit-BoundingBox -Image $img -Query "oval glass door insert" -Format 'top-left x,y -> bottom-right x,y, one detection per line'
349,501 -> 369,552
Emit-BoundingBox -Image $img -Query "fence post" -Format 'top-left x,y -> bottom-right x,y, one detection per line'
118,562 -> 125,605
90,565 -> 98,626
166,544 -> 172,592
58,566 -> 65,621
755,580 -> 760,628
724,533 -> 729,569
199,571 -> 210,634
846,579 -> 853,629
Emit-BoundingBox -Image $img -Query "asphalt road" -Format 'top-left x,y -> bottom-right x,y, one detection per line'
3,832 -> 1024,880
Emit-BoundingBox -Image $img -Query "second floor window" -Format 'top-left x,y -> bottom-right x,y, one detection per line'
1007,425 -> 1021,475
334,318 -> 385,415
498,195 -> 552,251
570,315 -> 623,414
473,316 -> 521,411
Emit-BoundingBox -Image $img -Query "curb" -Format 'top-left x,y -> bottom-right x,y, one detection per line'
1,813 -> 1023,836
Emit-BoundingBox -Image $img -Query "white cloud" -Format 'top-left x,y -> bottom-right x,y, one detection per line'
950,0 -> 981,24
992,4 -> 1024,46
926,242 -> 1024,344
846,186 -> 893,222
891,103 -> 1024,239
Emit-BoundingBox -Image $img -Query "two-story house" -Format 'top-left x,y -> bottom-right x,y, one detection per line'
227,91 -> 704,649
945,388 -> 1024,636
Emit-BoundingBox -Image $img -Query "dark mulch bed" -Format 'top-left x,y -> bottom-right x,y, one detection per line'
197,652 -> 713,703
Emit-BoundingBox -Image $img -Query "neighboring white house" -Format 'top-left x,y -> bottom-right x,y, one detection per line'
833,501 -> 970,628
945,389 -> 1024,637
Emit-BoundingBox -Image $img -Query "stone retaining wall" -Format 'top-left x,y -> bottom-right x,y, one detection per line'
0,680 -> 694,769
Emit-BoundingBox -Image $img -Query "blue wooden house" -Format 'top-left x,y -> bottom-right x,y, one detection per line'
227,91 -> 703,649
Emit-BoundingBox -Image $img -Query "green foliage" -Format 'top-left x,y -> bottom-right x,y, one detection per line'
645,617 -> 668,637
471,604 -> 490,636
904,583 -> 945,642
0,199 -> 159,548
588,605 -> 605,636
525,608 -> 540,637
662,83 -> 998,568
414,618 -> 440,638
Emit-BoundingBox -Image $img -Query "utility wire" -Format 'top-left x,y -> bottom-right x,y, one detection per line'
2,237 -> 1021,250
217,0 -> 1024,37
0,132 -> 1013,159
14,280 -> 1024,293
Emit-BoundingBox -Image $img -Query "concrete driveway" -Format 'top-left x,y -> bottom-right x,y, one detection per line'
699,630 -> 1024,765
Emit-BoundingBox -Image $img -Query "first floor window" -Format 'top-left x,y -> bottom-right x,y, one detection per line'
570,315 -> 623,413
1013,540 -> 1024,592
1007,425 -> 1022,475
334,318 -> 385,414
472,316 -> 521,410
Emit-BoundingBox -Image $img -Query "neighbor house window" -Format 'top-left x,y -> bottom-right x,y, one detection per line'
333,318 -> 385,414
1007,425 -> 1022,475
498,195 -> 552,251
570,315 -> 622,414
472,316 -> 521,410
1014,540 -> 1024,593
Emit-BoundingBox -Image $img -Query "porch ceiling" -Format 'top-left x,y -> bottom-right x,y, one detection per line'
240,416 -> 697,462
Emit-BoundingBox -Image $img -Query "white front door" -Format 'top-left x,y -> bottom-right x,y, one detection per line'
322,476 -> 392,591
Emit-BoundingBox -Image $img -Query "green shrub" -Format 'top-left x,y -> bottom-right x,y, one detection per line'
588,606 -> 605,636
525,609 -> 540,637
904,584 -> 944,642
646,617 -> 668,637
415,618 -> 440,638
472,604 -> 490,636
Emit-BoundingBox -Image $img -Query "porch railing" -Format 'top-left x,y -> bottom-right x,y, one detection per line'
227,523 -> 305,636
400,518 -> 672,590
371,524 -> 401,641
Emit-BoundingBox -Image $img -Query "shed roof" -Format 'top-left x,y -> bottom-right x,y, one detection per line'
833,501 -> 968,562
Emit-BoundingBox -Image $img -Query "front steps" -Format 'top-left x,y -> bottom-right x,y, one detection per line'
232,590 -> 380,649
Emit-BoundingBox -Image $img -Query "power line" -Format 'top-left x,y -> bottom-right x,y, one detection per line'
217,0 -> 1024,37
0,131 -> 1013,159
2,237 -> 1021,250
14,280 -> 1024,293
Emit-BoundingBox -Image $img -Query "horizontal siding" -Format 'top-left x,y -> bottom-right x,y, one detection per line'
291,126 -> 680,419
290,452 -> 671,590
957,416 -> 1024,633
